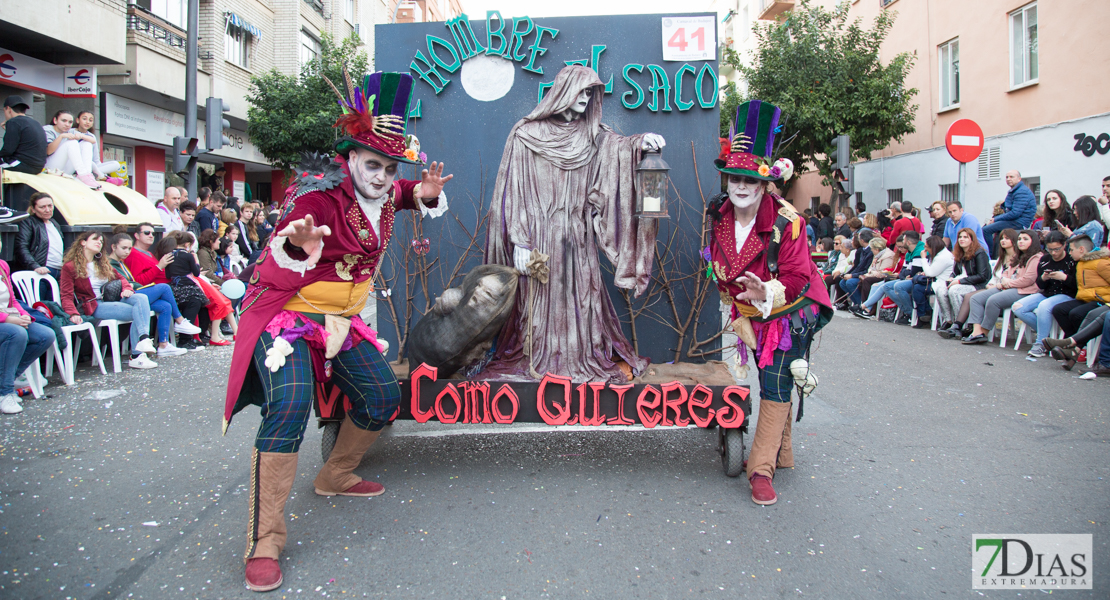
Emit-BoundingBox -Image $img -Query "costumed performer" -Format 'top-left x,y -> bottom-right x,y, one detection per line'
481,65 -> 665,383
708,100 -> 832,506
222,71 -> 452,592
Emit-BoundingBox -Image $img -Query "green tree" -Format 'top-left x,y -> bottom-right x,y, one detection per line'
722,0 -> 918,191
246,33 -> 369,173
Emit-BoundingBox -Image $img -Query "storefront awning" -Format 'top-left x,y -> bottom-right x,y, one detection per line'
2,171 -> 162,227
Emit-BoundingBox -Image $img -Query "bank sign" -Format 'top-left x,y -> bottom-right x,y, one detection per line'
973,534 -> 1091,589
0,47 -> 96,98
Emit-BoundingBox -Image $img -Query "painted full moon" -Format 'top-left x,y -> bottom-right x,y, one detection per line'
460,54 -> 515,102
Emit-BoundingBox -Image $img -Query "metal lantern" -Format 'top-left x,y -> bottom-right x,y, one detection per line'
635,149 -> 671,219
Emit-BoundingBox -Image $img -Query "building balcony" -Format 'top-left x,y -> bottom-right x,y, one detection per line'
757,0 -> 794,21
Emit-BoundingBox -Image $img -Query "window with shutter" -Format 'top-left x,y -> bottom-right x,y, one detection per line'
939,184 -> 958,204
978,146 -> 1001,180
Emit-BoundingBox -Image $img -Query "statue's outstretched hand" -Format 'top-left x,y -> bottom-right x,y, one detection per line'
419,161 -> 454,198
641,134 -> 666,152
279,214 -> 331,268
734,271 -> 769,303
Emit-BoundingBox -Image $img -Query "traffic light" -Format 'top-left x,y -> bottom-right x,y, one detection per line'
835,165 -> 854,197
205,97 -> 231,151
172,136 -> 199,175
829,134 -> 850,173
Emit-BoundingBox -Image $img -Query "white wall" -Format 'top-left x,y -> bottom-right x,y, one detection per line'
853,112 -> 1110,223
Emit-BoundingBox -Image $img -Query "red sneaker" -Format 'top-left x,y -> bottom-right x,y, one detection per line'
245,557 -> 282,592
749,474 -> 778,505
316,480 -> 385,497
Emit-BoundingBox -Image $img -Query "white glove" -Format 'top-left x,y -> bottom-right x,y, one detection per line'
514,246 -> 531,276
641,133 -> 666,152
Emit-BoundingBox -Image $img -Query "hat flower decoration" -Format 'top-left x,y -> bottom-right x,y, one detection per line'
325,69 -> 425,165
715,99 -> 794,182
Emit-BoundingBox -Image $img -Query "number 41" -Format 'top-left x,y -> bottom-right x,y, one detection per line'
668,27 -> 705,52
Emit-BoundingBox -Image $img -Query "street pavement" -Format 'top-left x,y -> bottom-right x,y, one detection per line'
0,312 -> 1107,598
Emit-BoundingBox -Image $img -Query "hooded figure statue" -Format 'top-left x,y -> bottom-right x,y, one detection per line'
480,65 -> 665,383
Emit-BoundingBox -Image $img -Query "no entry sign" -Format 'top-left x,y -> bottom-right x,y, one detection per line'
946,119 -> 985,163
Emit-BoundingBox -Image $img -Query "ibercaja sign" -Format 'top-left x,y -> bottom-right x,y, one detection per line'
316,363 -> 751,429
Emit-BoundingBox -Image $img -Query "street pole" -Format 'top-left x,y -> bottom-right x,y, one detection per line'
957,161 -> 966,207
184,0 -> 199,201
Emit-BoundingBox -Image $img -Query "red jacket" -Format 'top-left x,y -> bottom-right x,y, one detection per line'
885,216 -> 923,247
59,260 -> 133,317
123,247 -> 169,286
710,192 -> 831,320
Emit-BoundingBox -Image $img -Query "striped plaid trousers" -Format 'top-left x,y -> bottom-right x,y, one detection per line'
251,332 -> 401,453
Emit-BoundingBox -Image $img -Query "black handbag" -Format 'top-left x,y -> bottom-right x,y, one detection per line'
100,279 -> 124,303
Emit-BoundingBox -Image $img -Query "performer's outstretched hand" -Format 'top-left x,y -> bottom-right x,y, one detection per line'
279,214 -> 332,268
419,162 -> 454,198
734,271 -> 769,303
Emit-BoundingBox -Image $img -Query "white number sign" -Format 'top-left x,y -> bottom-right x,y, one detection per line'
661,16 -> 716,62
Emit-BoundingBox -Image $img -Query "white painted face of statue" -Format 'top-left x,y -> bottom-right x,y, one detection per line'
559,87 -> 593,121
728,174 -> 766,211
347,148 -> 399,200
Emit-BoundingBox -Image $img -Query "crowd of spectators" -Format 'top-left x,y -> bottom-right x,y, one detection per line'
813,171 -> 1110,380
0,92 -> 284,413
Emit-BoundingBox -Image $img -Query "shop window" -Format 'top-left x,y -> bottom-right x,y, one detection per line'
1010,2 -> 1038,88
938,38 -> 959,110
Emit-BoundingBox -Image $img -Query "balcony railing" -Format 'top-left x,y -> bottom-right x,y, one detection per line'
304,0 -> 324,16
127,8 -> 187,49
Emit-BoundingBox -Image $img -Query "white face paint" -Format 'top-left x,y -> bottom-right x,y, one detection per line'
727,174 -> 766,210
348,148 -> 399,200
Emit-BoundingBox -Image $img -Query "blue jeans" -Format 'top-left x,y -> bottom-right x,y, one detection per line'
0,322 -> 55,395
92,295 -> 151,351
887,279 -> 914,314
1101,316 -> 1110,369
1012,293 -> 1072,343
839,277 -> 862,306
912,280 -> 933,315
863,280 -> 894,310
136,284 -> 181,344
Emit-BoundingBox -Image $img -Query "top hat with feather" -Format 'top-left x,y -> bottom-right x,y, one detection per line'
715,99 -> 793,182
327,70 -> 425,165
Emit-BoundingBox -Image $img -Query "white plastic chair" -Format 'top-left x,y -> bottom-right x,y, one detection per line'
21,361 -> 45,399
1087,335 -> 1101,368
96,317 -> 133,373
11,271 -> 106,385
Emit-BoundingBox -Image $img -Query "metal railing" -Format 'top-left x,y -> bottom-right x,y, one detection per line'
127,11 -> 187,49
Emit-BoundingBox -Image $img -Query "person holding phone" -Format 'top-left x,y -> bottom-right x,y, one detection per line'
1010,231 -> 1077,357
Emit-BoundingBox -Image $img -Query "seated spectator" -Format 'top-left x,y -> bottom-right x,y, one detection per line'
935,228 -> 992,337
983,170 -> 1037,258
1042,305 -> 1110,373
852,234 -> 909,320
1011,231 -> 1077,357
1038,189 -> 1073,236
1061,196 -> 1106,248
0,95 -> 47,174
928,201 -> 947,238
181,200 -> 201,245
197,190 -> 225,233
157,233 -> 236,347
123,222 -> 175,286
946,229 -> 1019,337
59,232 -> 159,369
14,192 -> 64,278
73,111 -> 121,181
823,236 -> 852,302
884,201 -> 923,248
253,208 -> 273,247
817,237 -> 837,273
833,212 -> 850,238
1098,177 -> 1110,230
846,236 -> 894,311
1048,235 -> 1110,344
43,110 -> 100,188
961,230 -> 1043,344
0,236 -> 54,414
218,207 -> 237,238
197,230 -> 227,285
847,217 -> 862,238
108,233 -> 202,357
222,226 -> 245,267
886,230 -> 926,325
910,235 -> 954,328
942,200 -> 989,251
158,186 -> 184,232
837,230 -> 875,310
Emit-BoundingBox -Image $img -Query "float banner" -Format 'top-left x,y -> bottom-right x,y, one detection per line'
374,13 -> 723,365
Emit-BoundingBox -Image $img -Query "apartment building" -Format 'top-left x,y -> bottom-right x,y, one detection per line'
1,0 -> 392,205
722,0 -> 1110,223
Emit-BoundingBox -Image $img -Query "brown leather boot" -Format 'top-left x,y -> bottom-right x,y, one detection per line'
776,403 -> 795,468
313,418 -> 384,497
244,449 -> 298,592
746,399 -> 793,505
